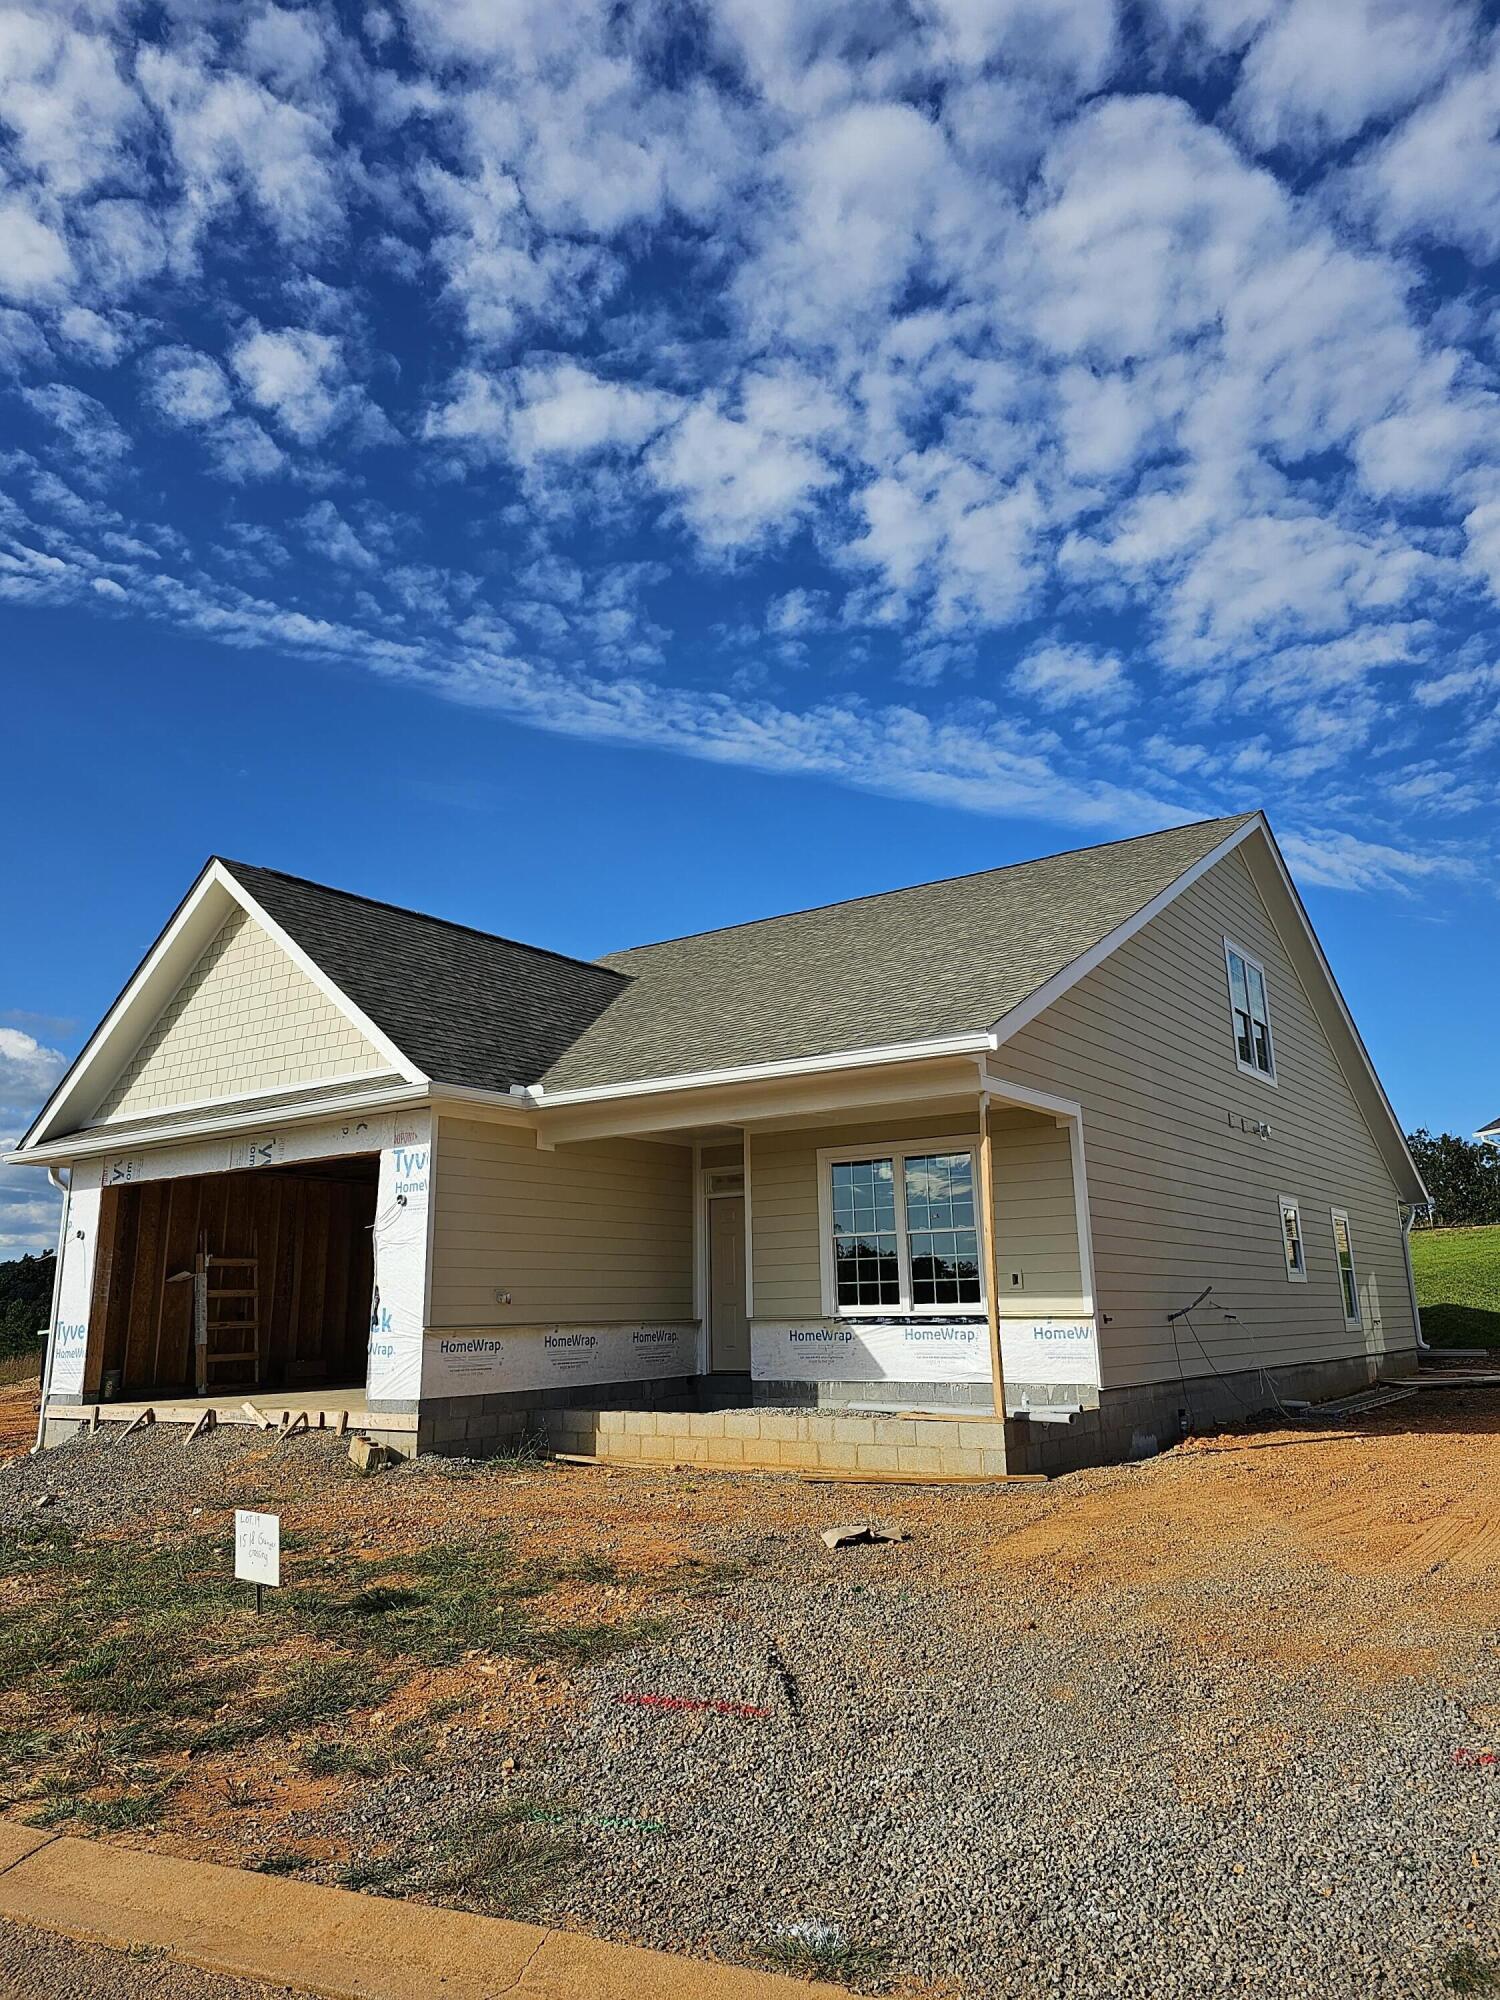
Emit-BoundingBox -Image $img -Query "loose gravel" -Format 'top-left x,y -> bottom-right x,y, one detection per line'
6,1403 -> 1498,1998
316,1541 -> 1499,1998
0,1917 -> 303,2000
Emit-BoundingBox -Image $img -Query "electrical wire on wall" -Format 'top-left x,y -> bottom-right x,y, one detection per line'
1166,1283 -> 1304,1432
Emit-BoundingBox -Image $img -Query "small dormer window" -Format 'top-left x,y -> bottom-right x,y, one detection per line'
1224,940 -> 1275,1082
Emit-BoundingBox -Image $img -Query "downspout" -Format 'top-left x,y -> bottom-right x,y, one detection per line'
1399,1198 -> 1433,1356
33,1167 -> 72,1454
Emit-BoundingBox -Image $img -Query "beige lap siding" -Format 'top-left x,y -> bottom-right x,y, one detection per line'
992,848 -> 1415,1388
986,1106 -> 1087,1317
429,1117 -> 694,1327
94,907 -> 391,1121
749,1105 -> 1084,1321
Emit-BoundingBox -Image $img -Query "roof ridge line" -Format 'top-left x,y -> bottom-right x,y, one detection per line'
598,812 -> 1258,961
218,859 -> 628,985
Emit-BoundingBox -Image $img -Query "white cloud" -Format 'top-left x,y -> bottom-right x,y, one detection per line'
230,326 -> 348,443
0,195 -> 73,301
923,0 -> 1118,83
846,454 -> 1045,628
1011,639 -> 1132,710
21,382 -> 129,472
300,499 -> 377,569
1356,46 -> 1500,261
136,45 -> 344,253
1277,826 -> 1474,892
508,362 -> 680,461
0,8 -> 140,198
241,4 -> 329,95
648,402 -> 836,550
1462,496 -> 1500,597
0,1027 -> 66,1116
1231,0 -> 1474,153
55,307 -> 131,364
145,345 -> 234,426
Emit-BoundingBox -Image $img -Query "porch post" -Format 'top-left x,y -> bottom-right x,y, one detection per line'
977,1088 -> 1007,1421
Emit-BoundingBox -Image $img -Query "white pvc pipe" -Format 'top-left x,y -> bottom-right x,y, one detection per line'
1400,1199 -> 1431,1355
33,1167 -> 72,1454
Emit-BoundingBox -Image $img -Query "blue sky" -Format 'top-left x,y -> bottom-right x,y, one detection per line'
3,0 -> 1499,1253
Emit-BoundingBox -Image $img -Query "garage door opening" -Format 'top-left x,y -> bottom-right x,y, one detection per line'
89,1156 -> 379,1402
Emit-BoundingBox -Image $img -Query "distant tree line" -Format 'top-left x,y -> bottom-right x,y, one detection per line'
0,1252 -> 56,1359
1406,1130 -> 1500,1228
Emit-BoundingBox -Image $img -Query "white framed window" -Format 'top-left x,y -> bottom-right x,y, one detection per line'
817,1136 -> 985,1316
1278,1196 -> 1306,1282
1330,1208 -> 1360,1326
1224,938 -> 1276,1083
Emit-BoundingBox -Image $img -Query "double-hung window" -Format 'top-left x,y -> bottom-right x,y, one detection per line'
1225,939 -> 1275,1082
823,1140 -> 985,1315
1279,1196 -> 1306,1282
1331,1209 -> 1360,1326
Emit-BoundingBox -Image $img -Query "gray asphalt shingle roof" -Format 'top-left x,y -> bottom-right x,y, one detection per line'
225,815 -> 1254,1097
538,814 -> 1255,1092
223,861 -> 626,1094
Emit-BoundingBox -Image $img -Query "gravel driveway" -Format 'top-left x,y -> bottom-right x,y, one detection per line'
5,1389 -> 1498,1998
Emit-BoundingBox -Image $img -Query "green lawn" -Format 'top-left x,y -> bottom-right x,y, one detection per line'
1410,1225 -> 1500,1350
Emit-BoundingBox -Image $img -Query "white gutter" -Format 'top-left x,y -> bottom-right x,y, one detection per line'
33,1167 -> 71,1454
527,1031 -> 997,1110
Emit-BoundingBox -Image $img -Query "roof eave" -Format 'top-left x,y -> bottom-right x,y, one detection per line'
527,1030 -> 999,1110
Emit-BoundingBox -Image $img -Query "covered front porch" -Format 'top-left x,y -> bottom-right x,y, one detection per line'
415,1049 -> 1102,1473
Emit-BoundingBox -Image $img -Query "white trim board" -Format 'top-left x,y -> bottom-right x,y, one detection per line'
77,1070 -> 402,1134
10,1083 -> 430,1168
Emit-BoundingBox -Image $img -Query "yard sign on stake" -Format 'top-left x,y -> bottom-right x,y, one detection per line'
234,1509 -> 280,1613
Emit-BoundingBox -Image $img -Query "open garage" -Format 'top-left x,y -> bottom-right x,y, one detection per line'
86,1156 -> 378,1404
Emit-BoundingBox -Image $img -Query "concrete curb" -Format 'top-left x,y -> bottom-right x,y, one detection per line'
0,1821 -> 844,2000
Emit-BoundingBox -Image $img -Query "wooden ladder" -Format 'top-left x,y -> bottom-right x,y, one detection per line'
192,1234 -> 261,1394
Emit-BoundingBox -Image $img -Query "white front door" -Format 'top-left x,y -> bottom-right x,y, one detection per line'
708,1193 -> 750,1372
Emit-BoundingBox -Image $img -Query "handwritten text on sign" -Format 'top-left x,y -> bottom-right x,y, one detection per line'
234,1510 -> 281,1589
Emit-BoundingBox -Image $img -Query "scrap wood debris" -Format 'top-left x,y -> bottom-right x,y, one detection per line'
819,1522 -> 909,1548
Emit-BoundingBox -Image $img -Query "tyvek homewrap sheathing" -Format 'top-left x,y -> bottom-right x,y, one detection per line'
47,1159 -> 102,1402
366,1114 -> 431,1404
750,1317 -> 1100,1387
423,1322 -> 698,1397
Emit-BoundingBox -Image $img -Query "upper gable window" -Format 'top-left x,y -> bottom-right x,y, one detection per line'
1224,940 -> 1275,1082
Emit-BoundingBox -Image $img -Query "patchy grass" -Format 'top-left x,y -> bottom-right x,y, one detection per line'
1411,1226 -> 1500,1349
1439,1946 -> 1500,1995
404,1803 -> 580,1919
0,1510 -> 671,1834
39,1783 -> 176,1831
760,1926 -> 891,1988
252,1848 -> 309,1876
299,1738 -> 394,1780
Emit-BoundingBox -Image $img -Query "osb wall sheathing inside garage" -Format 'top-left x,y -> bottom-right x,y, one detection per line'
87,1165 -> 376,1398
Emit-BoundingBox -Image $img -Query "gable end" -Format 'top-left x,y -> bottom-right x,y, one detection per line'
91,903 -> 394,1124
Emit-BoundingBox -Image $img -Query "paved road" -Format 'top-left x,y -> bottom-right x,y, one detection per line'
0,1917 -> 308,2000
